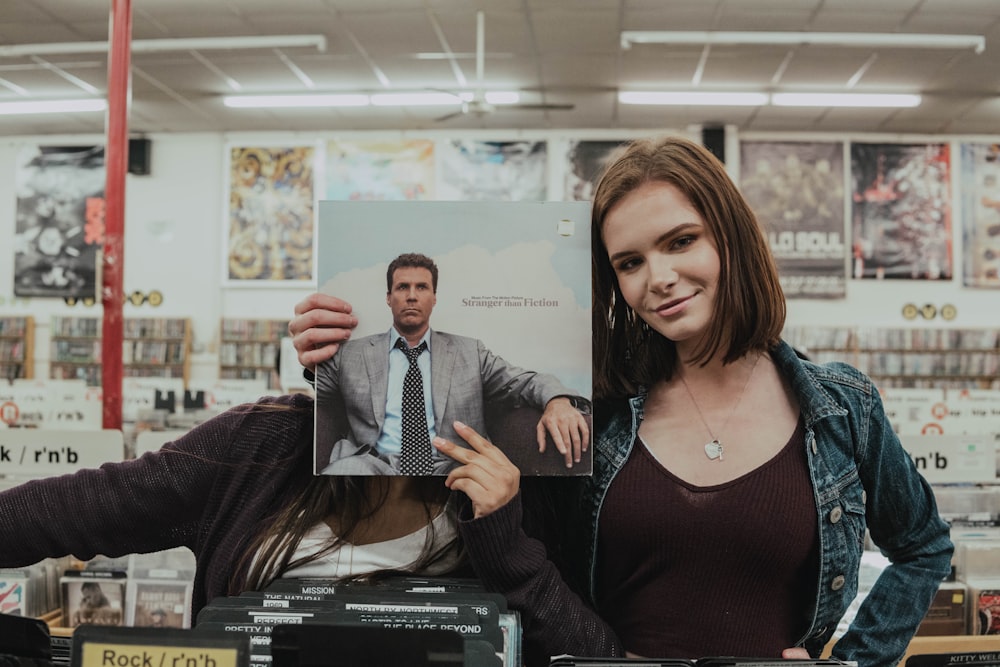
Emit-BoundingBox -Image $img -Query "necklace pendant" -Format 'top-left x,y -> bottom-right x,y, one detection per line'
704,439 -> 724,461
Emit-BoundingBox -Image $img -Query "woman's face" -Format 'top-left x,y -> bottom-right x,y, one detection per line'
602,181 -> 721,353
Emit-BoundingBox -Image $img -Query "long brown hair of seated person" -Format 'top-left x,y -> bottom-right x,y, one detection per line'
241,475 -> 458,592
221,404 -> 461,593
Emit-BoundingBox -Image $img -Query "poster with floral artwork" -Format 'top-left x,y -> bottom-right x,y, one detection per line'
225,144 -> 319,285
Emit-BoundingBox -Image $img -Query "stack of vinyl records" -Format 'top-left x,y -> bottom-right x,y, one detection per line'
46,636 -> 72,667
192,576 -> 519,667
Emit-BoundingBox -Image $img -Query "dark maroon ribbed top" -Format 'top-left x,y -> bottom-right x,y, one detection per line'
595,419 -> 818,659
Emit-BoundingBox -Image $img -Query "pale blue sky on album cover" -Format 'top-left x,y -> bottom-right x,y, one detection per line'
316,200 -> 592,396
317,200 -> 590,306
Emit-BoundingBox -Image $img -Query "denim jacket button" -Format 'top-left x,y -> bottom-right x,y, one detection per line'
829,506 -> 843,523
861,489 -> 867,504
831,575 -> 846,591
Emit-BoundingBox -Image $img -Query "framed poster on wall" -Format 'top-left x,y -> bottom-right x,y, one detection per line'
223,143 -> 321,286
436,139 -> 548,201
325,138 -> 435,201
12,145 -> 105,300
850,142 -> 952,281
739,140 -> 848,299
959,142 -> 1000,288
562,139 -> 631,202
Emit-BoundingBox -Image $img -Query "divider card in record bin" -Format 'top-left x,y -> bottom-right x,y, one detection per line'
0,379 -> 101,429
70,626 -> 249,667
879,388 -> 945,435
0,429 -> 124,478
900,434 -> 998,484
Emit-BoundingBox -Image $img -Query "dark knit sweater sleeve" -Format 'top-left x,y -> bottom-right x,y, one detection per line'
0,416 -> 231,566
457,492 -> 624,667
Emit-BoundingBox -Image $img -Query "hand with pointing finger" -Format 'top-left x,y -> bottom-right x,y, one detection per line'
434,421 -> 520,519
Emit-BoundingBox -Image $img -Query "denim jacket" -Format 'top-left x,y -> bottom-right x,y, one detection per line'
579,340 -> 953,667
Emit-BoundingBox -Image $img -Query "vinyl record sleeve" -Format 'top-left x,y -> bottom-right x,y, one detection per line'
60,571 -> 126,628
314,200 -> 592,478
126,578 -> 193,628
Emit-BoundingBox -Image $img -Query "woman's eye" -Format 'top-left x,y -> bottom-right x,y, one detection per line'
616,258 -> 640,272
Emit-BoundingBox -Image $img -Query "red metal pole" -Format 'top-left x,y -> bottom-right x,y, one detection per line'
102,0 -> 132,430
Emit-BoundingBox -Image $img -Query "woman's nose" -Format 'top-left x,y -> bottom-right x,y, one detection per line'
648,255 -> 678,290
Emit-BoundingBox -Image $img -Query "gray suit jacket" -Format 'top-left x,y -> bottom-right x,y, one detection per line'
315,329 -> 576,462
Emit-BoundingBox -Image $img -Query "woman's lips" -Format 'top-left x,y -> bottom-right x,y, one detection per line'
655,294 -> 693,317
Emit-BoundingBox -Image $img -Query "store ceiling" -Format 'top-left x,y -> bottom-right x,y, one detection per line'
2,0 -> 1000,137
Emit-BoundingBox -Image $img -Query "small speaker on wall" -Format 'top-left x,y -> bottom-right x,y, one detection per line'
701,125 -> 725,164
128,137 -> 151,175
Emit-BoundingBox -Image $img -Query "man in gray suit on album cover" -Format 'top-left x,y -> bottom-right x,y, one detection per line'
315,252 -> 589,476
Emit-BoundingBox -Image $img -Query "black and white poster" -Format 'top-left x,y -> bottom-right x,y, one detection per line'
13,145 -> 105,299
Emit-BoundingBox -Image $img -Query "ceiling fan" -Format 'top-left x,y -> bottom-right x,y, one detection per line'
434,11 -> 574,122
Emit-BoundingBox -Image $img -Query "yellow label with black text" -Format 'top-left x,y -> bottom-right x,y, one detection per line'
81,643 -> 241,667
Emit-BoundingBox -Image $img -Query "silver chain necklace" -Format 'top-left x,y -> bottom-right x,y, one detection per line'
677,355 -> 761,461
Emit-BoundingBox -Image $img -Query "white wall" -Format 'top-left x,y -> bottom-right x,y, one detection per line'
1,128 -> 998,386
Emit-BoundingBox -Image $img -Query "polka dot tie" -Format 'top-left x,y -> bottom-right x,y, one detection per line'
395,338 -> 434,475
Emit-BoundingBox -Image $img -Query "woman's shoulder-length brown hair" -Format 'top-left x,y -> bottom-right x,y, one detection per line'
591,135 -> 786,399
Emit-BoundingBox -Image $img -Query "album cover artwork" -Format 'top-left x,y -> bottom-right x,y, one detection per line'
126,579 -> 193,628
0,573 -> 30,616
60,572 -> 126,628
313,200 -> 592,478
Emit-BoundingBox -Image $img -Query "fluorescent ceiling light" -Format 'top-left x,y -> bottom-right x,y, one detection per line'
618,91 -> 922,109
223,94 -> 369,108
371,92 -> 464,106
620,30 -> 985,54
0,35 -> 327,58
0,99 -> 106,115
772,93 -> 921,108
619,91 -> 768,106
222,90 -> 522,109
